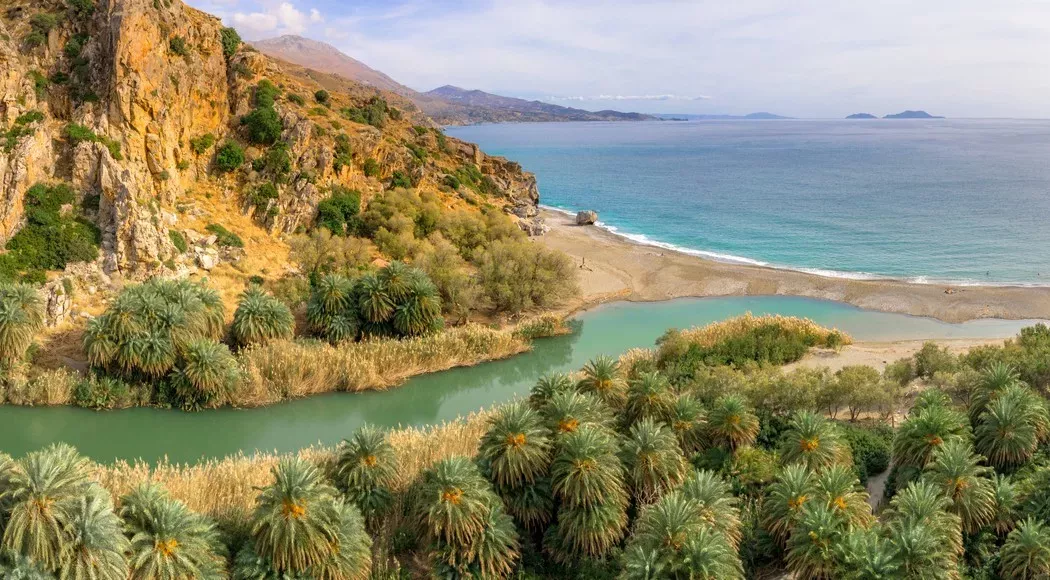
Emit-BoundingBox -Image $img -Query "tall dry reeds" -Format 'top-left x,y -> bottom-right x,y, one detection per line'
675,313 -> 851,347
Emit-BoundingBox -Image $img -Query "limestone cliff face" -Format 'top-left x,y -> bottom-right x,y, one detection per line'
0,0 -> 541,279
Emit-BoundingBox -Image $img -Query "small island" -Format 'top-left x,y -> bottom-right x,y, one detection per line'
846,113 -> 877,119
884,110 -> 944,119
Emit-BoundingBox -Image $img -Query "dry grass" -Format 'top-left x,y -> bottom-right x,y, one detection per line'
236,323 -> 531,406
93,410 -> 493,521
2,367 -> 77,406
677,313 -> 852,347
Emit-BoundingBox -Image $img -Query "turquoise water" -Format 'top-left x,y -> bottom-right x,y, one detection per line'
0,296 -> 1040,464
447,120 -> 1050,285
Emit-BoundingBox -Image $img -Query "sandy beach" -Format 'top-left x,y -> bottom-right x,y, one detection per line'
536,208 -> 1050,324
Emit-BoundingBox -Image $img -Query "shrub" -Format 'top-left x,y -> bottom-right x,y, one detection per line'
389,170 -> 412,189
215,141 -> 244,172
63,36 -> 84,59
314,186 -> 361,235
256,141 -> 291,179
189,133 -> 216,154
288,229 -> 374,279
29,70 -> 49,98
4,182 -> 100,280
65,123 -> 98,145
915,341 -> 958,378
230,286 -> 295,348
205,223 -> 243,248
67,0 -> 95,15
287,93 -> 304,106
341,97 -> 387,128
168,229 -> 188,253
474,238 -> 578,313
220,27 -> 241,58
333,133 -> 352,172
30,13 -> 59,34
241,106 -> 281,145
362,158 -> 380,177
248,182 -> 278,214
24,31 -> 46,48
841,422 -> 892,483
169,35 -> 190,57
253,80 -> 280,108
314,89 -> 329,105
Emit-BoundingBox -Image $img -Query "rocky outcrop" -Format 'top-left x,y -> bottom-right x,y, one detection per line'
577,210 -> 598,225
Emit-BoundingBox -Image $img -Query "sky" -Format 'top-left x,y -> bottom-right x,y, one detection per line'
187,0 -> 1050,118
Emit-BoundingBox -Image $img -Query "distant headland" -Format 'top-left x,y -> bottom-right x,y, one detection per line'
846,113 -> 878,119
883,110 -> 945,119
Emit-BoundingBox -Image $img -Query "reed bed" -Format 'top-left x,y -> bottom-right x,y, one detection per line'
93,410 -> 494,521
676,313 -> 851,347
237,323 -> 531,405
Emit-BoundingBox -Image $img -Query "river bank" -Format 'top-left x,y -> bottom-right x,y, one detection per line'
536,208 -> 1050,323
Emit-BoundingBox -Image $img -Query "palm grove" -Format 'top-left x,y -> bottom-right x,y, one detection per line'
4,316 -> 1050,577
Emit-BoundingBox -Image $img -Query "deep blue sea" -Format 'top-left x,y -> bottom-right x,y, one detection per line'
447,120 -> 1050,285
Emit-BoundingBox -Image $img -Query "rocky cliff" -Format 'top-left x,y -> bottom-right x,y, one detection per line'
0,0 -> 540,281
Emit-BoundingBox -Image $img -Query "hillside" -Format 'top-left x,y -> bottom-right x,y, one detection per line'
884,110 -> 944,119
251,35 -> 652,125
0,0 -> 556,347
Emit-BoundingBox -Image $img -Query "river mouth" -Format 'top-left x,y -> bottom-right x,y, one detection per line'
1,296 -> 1042,465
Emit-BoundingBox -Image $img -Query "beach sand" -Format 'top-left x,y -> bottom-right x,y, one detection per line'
536,208 -> 1050,324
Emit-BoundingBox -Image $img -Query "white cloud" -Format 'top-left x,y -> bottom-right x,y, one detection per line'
229,1 -> 311,39
309,8 -> 322,23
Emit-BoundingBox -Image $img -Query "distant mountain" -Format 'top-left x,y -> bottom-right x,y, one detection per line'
846,113 -> 878,119
425,86 -> 653,123
251,36 -> 414,96
252,36 -> 651,125
884,110 -> 944,119
653,113 -> 793,120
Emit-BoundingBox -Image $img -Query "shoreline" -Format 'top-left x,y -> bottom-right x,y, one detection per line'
536,208 -> 1050,324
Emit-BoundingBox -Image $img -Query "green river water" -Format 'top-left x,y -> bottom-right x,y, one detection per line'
0,296 -> 1042,464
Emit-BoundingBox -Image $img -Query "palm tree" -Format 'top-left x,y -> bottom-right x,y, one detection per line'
813,464 -> 872,529
231,286 -> 295,347
529,372 -> 576,410
540,390 -> 611,436
620,418 -> 687,503
1000,517 -> 1050,579
924,438 -> 994,534
1,443 -> 92,571
976,385 -> 1049,470
0,283 -> 44,365
478,403 -> 552,529
707,394 -> 760,451
0,548 -> 51,578
121,483 -> 226,580
548,424 -> 628,562
678,469 -> 742,548
835,528 -> 900,580
306,274 -> 353,334
886,518 -> 957,580
378,261 -> 413,302
391,272 -> 442,337
780,411 -> 852,472
247,458 -> 370,578
990,473 -> 1018,535
786,502 -> 846,580
665,393 -> 707,454
624,372 -> 675,426
884,480 -> 963,569
623,491 -> 744,579
762,464 -> 818,546
333,426 -> 397,525
171,339 -> 240,409
968,362 -> 1022,425
577,355 -> 628,409
61,488 -> 130,580
891,404 -> 968,469
312,501 -> 372,580
418,456 -> 517,575
356,273 -> 392,324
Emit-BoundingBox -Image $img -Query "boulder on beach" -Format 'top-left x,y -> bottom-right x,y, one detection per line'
576,210 -> 598,225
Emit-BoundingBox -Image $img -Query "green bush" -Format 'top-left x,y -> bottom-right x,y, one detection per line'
67,0 -> 95,15
474,238 -> 578,314
65,123 -> 97,145
341,97 -> 387,128
24,31 -> 46,48
287,93 -> 305,106
914,342 -> 958,378
841,422 -> 893,483
168,230 -> 187,253
29,70 -> 49,98
362,158 -> 380,177
215,141 -> 244,172
253,80 -> 280,108
389,170 -> 412,189
248,182 -> 279,213
30,13 -> 58,34
256,142 -> 291,178
241,106 -> 281,145
3,183 -> 100,281
314,89 -> 330,104
220,27 -> 241,58
315,187 -> 361,235
333,133 -> 352,172
190,133 -> 216,154
205,223 -> 244,248
63,36 -> 84,59
169,36 -> 190,57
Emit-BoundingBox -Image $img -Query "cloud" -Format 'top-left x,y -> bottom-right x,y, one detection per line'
547,94 -> 712,102
229,1 -> 313,39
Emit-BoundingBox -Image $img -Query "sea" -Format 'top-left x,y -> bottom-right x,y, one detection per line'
446,119 -> 1050,286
